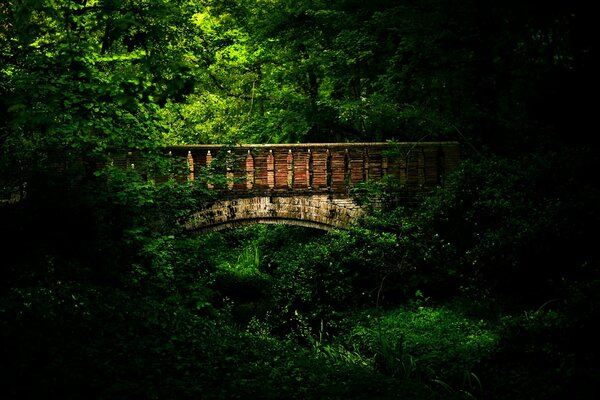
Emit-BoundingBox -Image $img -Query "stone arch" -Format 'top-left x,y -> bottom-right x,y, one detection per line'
183,195 -> 364,233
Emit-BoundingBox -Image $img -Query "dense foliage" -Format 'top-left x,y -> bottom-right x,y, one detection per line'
1,1 -> 598,399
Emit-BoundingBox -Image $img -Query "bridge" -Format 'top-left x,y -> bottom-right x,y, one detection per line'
124,142 -> 459,232
3,142 -> 459,230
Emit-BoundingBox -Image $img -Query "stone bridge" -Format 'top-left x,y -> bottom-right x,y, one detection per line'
137,142 -> 460,232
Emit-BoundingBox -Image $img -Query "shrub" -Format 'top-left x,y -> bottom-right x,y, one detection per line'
341,303 -> 498,391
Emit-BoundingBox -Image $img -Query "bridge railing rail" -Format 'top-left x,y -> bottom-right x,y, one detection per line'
148,142 -> 460,195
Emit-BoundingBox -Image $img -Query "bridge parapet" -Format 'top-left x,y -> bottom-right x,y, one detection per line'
103,142 -> 459,232
158,142 -> 459,195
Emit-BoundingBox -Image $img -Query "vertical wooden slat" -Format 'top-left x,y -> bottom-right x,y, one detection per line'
293,150 -> 309,188
252,151 -> 267,190
348,147 -> 364,186
287,149 -> 294,189
267,150 -> 275,189
368,149 -> 383,181
275,149 -> 289,189
330,148 -> 346,190
406,148 -> 419,186
417,146 -> 425,186
308,149 -> 314,188
246,150 -> 255,190
423,145 -> 439,186
312,149 -> 328,189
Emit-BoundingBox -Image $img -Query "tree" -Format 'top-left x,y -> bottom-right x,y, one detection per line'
1,0 -> 206,195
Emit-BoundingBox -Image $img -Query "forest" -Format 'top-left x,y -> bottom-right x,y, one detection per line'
0,1 -> 598,399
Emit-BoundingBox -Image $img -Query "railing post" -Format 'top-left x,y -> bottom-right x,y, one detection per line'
267,149 -> 275,189
246,150 -> 255,190
287,149 -> 294,189
226,149 -> 234,190
187,150 -> 194,182
206,150 -> 214,189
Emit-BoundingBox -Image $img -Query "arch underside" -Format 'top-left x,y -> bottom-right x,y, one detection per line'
182,195 -> 364,233
188,217 -> 338,233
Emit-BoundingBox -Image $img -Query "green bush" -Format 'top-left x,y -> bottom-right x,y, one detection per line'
263,226 -> 407,338
341,303 -> 498,391
478,308 -> 575,400
377,151 -> 600,308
